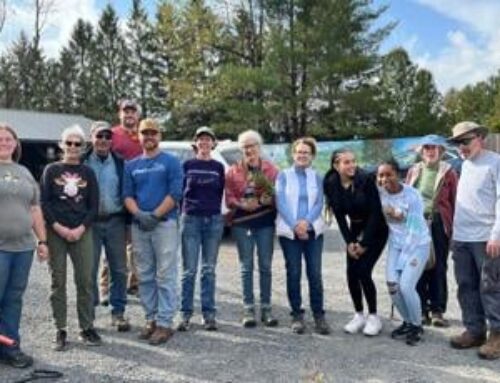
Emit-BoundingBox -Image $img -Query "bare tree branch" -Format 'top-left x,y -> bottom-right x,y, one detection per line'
0,0 -> 7,35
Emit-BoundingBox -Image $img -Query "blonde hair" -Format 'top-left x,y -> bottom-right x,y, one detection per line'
292,137 -> 317,157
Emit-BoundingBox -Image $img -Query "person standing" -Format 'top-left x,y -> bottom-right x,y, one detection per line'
123,118 -> 183,345
84,121 -> 130,332
41,125 -> 100,351
324,148 -> 388,336
377,160 -> 430,346
276,137 -> 331,335
0,124 -> 48,368
225,130 -> 279,327
108,99 -> 143,300
177,127 -> 225,332
448,121 -> 500,360
406,135 -> 457,327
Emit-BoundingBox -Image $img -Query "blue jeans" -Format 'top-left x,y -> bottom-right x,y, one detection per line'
279,234 -> 325,318
92,215 -> 128,315
0,250 -> 33,356
232,226 -> 275,310
386,243 -> 429,326
452,241 -> 500,335
180,214 -> 224,320
132,220 -> 179,328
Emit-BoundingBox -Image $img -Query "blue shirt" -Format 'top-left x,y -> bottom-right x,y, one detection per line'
276,166 -> 324,229
123,151 -> 183,220
85,153 -> 122,215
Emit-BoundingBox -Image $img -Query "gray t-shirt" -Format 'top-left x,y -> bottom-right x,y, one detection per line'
453,150 -> 500,242
0,162 -> 39,251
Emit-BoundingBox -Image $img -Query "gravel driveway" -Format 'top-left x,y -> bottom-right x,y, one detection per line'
2,225 -> 500,382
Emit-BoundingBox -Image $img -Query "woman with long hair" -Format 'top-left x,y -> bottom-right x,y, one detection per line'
324,149 -> 388,336
0,124 -> 48,368
377,159 -> 430,346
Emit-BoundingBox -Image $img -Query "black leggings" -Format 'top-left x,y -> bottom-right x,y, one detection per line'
346,239 -> 386,314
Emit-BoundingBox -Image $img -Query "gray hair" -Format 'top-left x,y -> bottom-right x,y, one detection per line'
61,124 -> 86,143
238,129 -> 263,148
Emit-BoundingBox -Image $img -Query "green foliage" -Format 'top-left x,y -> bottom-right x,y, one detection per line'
0,0 -> 475,142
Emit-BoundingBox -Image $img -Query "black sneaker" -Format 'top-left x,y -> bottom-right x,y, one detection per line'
314,317 -> 332,335
406,325 -> 424,346
79,328 -> 102,346
291,316 -> 306,334
261,310 -> 279,327
111,313 -> 131,332
391,322 -> 412,339
54,329 -> 67,352
176,318 -> 190,332
1,350 -> 34,369
203,318 -> 218,331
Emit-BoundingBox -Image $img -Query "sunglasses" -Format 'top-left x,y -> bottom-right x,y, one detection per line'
454,135 -> 477,146
96,133 -> 112,140
65,140 -> 83,147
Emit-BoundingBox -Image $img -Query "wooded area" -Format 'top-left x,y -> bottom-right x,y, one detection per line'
0,0 -> 499,140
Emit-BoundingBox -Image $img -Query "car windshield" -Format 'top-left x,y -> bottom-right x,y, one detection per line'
219,148 -> 242,166
162,148 -> 196,163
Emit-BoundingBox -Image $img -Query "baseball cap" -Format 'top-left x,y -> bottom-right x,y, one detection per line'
90,121 -> 112,135
194,126 -> 216,140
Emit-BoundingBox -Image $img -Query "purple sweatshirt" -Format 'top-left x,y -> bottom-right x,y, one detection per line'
182,158 -> 225,216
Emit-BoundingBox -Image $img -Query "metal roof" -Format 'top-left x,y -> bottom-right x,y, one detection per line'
0,109 -> 94,142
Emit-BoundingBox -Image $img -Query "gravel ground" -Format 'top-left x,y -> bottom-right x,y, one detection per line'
2,224 -> 500,383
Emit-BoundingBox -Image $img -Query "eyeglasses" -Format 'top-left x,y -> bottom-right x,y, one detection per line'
422,145 -> 439,151
242,143 -> 258,150
140,130 -> 159,137
454,135 -> 477,146
96,133 -> 112,140
65,140 -> 83,147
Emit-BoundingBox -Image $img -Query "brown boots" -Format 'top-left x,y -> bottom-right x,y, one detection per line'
450,329 -> 500,360
478,331 -> 500,360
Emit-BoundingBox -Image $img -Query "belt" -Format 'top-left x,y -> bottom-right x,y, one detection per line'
96,213 -> 123,222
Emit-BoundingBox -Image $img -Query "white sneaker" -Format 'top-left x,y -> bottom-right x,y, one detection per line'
363,314 -> 382,336
344,313 -> 366,334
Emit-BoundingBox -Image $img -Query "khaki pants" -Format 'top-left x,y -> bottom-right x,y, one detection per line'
48,227 -> 94,330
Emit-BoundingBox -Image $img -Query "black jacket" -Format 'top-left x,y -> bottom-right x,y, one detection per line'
323,168 -> 388,247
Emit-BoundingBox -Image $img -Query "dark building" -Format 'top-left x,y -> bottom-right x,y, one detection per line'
0,109 -> 93,180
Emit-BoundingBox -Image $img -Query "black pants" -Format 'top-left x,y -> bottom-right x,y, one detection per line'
417,213 -> 450,314
346,233 -> 387,314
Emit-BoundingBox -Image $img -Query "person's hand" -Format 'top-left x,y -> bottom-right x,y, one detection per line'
37,243 -> 49,261
486,240 -> 500,258
53,223 -> 72,241
347,243 -> 359,259
241,198 -> 260,212
259,194 -> 273,206
67,225 -> 85,242
135,210 -> 160,231
353,243 -> 366,257
294,220 -> 309,240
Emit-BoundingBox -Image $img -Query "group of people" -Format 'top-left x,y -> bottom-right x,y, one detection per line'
1,99 -> 500,370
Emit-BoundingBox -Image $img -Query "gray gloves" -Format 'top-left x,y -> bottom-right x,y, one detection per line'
135,210 -> 160,231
